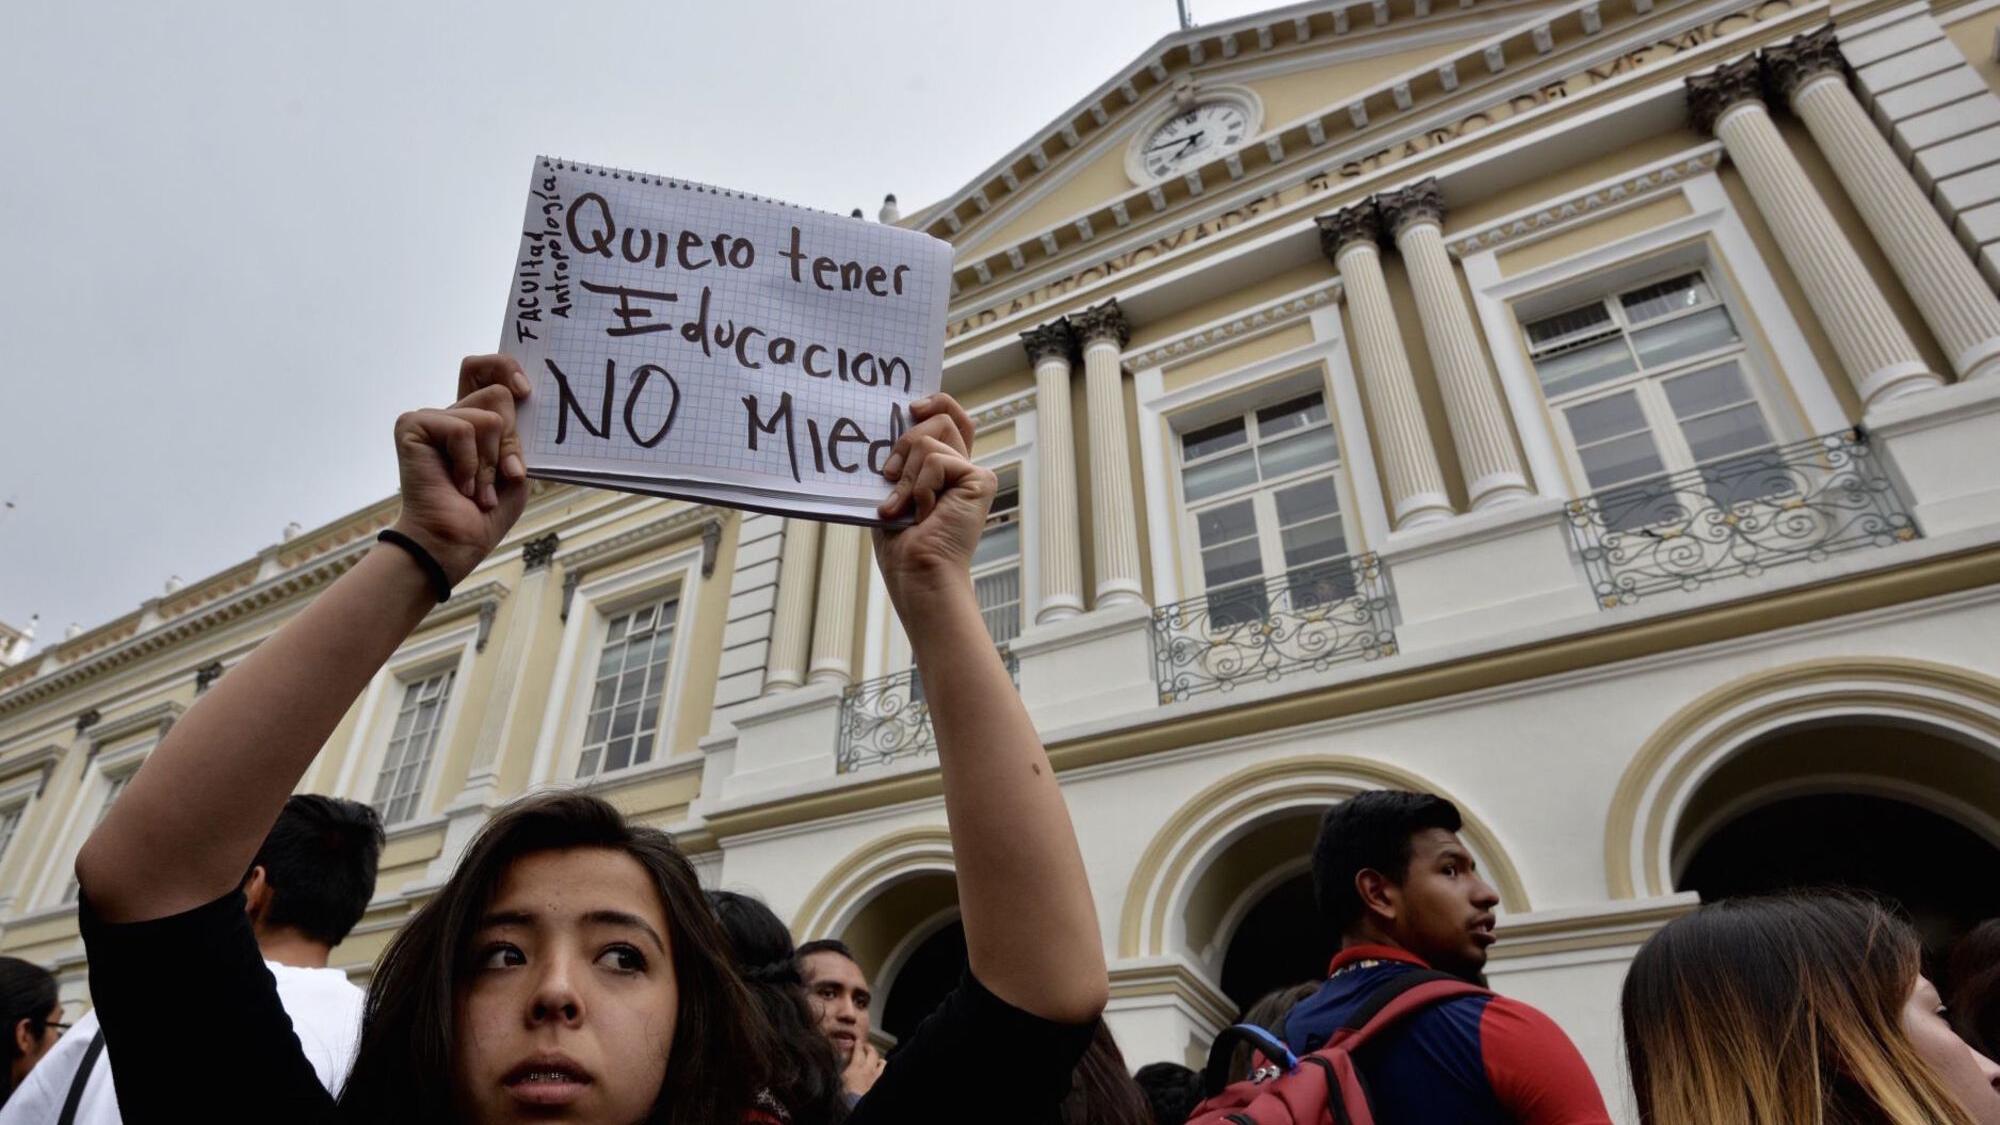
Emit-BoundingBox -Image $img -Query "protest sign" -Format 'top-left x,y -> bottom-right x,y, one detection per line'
501,157 -> 954,523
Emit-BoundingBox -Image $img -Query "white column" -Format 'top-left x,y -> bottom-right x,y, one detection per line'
1689,57 -> 1942,406
1770,27 -> 2000,383
763,518 -> 821,693
807,523 -> 862,685
1025,321 -> 1086,622
1382,178 -> 1534,508
1073,300 -> 1145,607
1318,207 -> 1454,529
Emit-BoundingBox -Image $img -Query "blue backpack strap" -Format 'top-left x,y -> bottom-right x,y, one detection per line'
1199,1022 -> 1301,1097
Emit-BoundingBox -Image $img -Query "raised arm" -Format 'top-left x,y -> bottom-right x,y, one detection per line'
872,397 -> 1109,1025
76,357 -> 531,923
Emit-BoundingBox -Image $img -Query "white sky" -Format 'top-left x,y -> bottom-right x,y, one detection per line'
1,0 -> 1283,649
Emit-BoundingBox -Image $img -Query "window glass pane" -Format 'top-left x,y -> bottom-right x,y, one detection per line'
1207,581 -> 1270,629
971,521 -> 1020,570
1181,417 -> 1247,462
1578,431 -> 1667,489
1281,516 -> 1348,568
1195,500 -> 1258,547
1273,477 -> 1341,526
1199,537 -> 1263,589
1631,306 -> 1739,368
1680,403 -> 1773,464
1563,393 -> 1650,445
974,567 -> 1022,645
1525,301 -> 1614,348
578,599 -> 676,779
1661,361 -> 1752,418
1288,557 -> 1360,605
1254,394 -> 1327,438
1620,273 -> 1715,324
1257,427 -> 1340,480
1182,448 -> 1257,501
1534,336 -> 1638,398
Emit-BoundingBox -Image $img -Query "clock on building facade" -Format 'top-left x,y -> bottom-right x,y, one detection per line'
1125,87 -> 1263,184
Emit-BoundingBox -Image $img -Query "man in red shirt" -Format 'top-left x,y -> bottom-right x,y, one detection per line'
1281,790 -> 1612,1123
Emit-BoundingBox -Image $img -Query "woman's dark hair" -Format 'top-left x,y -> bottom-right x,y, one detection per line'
1947,918 -> 2000,1059
1228,980 -> 1320,1082
337,793 -> 765,1125
1621,891 -> 1977,1125
0,955 -> 57,1102
1058,1021 -> 1153,1125
708,890 -> 851,1125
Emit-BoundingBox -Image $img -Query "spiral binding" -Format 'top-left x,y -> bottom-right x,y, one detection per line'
537,154 -> 827,215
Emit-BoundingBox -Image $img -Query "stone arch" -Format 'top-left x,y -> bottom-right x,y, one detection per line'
1605,657 -> 2000,899
790,825 -> 955,947
1119,755 -> 1530,961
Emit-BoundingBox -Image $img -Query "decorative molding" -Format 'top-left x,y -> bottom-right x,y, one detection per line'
87,701 -> 183,752
1072,298 -> 1133,350
969,389 -> 1038,430
521,532 -> 561,572
0,539 -> 374,716
1685,53 -> 1766,135
73,709 -> 100,735
194,660 -> 225,694
557,507 -> 725,620
1764,24 -> 1845,101
0,745 -> 63,797
1127,281 -> 1344,370
1446,145 -> 1724,256
1020,320 -> 1076,366
1317,202 -> 1383,263
477,602 -> 500,654
1378,176 -> 1446,236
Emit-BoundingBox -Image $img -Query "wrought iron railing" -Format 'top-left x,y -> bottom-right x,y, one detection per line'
836,650 -> 1022,773
1153,554 -> 1398,704
1565,428 -> 1918,609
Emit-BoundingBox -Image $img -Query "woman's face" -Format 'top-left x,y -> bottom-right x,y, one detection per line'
453,847 -> 680,1124
1904,974 -> 2000,1124
9,1003 -> 61,1083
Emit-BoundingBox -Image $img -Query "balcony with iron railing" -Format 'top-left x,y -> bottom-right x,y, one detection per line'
836,649 -> 1022,774
1152,554 -> 1399,704
1564,428 -> 1919,609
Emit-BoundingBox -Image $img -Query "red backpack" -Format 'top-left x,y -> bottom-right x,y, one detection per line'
1186,969 -> 1489,1125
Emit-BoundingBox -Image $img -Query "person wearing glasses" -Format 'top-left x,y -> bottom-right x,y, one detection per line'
1,956 -> 61,1108
0,796 -> 384,1125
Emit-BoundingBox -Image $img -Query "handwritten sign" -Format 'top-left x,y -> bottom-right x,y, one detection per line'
501,157 -> 953,523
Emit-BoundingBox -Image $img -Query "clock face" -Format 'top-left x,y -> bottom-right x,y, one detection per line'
1140,101 -> 1252,180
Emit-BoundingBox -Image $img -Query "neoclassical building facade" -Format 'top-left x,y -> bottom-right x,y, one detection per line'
5,0 -> 2000,1114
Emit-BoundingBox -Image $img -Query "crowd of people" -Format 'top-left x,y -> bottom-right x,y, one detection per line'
0,355 -> 1994,1123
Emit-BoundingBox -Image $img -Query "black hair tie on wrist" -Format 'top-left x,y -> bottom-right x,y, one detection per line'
377,530 -> 454,603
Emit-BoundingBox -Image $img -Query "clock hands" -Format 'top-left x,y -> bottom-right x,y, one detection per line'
1145,130 -> 1205,157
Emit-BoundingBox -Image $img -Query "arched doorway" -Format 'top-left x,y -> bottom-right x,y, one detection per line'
1219,867 -> 1336,1012
878,918 -> 967,1041
1673,721 -> 2000,962
1196,811 -> 1337,1014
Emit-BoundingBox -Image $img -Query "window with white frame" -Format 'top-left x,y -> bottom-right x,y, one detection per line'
972,471 -> 1023,646
369,669 -> 456,825
61,773 -> 132,904
1177,391 -> 1352,627
577,596 -> 678,779
1523,270 -> 1785,527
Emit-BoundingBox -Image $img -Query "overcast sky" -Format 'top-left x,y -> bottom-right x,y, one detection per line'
1,0 -> 1286,650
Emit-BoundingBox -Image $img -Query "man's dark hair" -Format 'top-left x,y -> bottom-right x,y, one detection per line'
1133,1061 -> 1203,1125
244,794 -> 385,946
1311,790 -> 1463,936
795,938 -> 859,968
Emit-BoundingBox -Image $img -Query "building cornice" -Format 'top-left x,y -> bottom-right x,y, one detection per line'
0,745 -> 63,795
970,389 -> 1038,430
1126,279 -> 1344,370
87,701 -> 183,752
557,506 -> 727,620
1446,142 -> 1724,255
943,0 -> 1705,307
423,579 -> 513,653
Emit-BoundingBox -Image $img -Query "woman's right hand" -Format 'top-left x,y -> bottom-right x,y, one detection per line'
389,355 -> 533,585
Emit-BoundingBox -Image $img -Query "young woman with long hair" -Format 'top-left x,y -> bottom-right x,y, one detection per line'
1057,1021 -> 1153,1125
1621,892 -> 2000,1124
707,890 -> 851,1125
72,356 -> 1108,1124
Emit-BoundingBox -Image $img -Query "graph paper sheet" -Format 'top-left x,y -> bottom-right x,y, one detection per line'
500,157 -> 953,524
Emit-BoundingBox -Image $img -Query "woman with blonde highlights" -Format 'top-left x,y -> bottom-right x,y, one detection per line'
1621,893 -> 2000,1124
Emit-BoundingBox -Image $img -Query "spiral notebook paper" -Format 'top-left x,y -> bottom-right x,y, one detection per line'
499,157 -> 954,524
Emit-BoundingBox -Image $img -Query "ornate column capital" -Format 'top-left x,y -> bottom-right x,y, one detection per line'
194,660 -> 225,694
521,532 -> 560,571
1379,178 -> 1446,238
1765,25 -> 1847,102
1316,203 -> 1384,265
75,708 -> 101,735
1072,299 -> 1131,351
1020,320 -> 1076,366
1686,55 -> 1767,136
